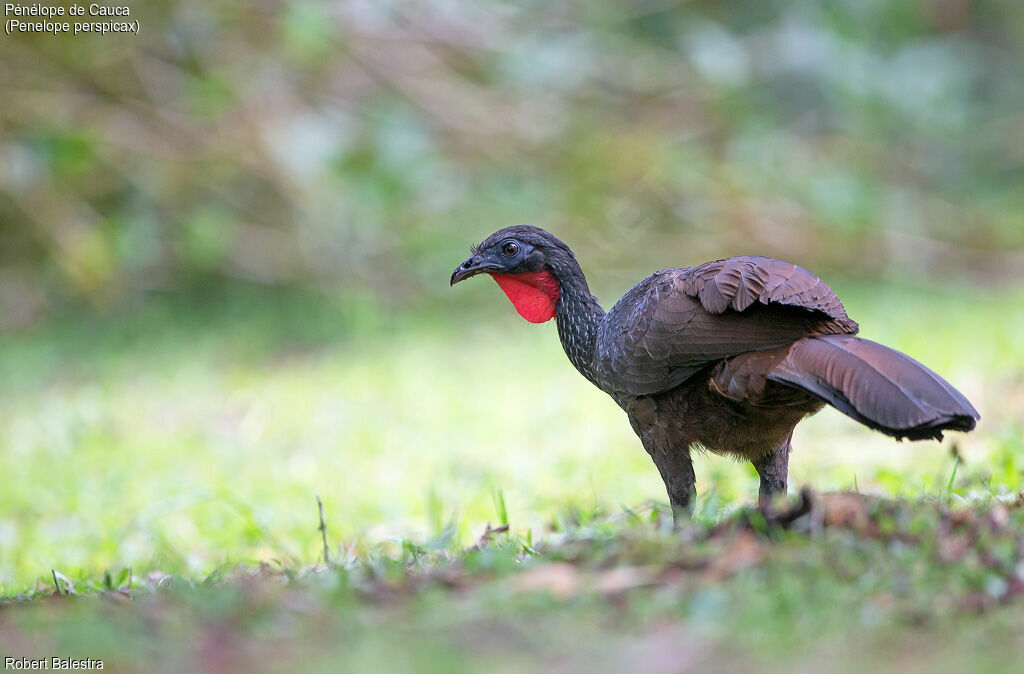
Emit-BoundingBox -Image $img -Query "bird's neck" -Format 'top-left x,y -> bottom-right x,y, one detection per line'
549,255 -> 605,385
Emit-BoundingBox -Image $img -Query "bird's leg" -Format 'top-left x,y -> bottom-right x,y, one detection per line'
648,446 -> 697,522
752,435 -> 792,510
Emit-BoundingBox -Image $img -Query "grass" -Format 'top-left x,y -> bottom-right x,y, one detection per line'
5,493 -> 1024,672
0,277 -> 1022,671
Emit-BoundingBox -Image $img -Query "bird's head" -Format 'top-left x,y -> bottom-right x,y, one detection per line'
450,225 -> 572,323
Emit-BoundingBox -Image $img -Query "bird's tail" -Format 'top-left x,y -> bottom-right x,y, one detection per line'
766,335 -> 979,441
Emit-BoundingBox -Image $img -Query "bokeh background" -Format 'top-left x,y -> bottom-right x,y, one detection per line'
1,0 -> 1022,591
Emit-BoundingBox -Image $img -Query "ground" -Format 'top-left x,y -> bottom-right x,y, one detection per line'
0,278 -> 1021,672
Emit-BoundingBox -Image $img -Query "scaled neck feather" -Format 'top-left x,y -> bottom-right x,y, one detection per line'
546,251 -> 605,385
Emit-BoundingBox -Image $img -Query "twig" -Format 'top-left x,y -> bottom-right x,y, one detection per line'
477,523 -> 510,548
316,495 -> 330,566
51,569 -> 63,596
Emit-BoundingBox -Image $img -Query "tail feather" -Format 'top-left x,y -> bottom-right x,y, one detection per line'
767,335 -> 979,441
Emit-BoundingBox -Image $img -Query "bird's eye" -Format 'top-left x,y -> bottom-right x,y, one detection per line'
501,241 -> 519,257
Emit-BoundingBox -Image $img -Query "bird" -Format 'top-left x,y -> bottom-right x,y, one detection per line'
450,225 -> 979,515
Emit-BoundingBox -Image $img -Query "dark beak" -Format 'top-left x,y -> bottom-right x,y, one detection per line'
450,255 -> 496,286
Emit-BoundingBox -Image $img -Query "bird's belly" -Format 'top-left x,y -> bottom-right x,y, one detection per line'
621,374 -> 824,461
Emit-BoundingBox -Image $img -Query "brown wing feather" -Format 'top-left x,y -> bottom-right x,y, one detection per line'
686,257 -> 854,321
595,257 -> 858,396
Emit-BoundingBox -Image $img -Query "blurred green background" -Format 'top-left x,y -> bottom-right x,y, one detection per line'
1,0 -> 1023,592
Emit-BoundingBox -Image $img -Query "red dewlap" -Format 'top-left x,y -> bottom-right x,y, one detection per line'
490,271 -> 561,323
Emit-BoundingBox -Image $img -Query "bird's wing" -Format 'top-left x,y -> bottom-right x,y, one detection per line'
594,256 -> 859,396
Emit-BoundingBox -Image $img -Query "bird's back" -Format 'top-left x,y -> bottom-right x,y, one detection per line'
594,257 -> 858,398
